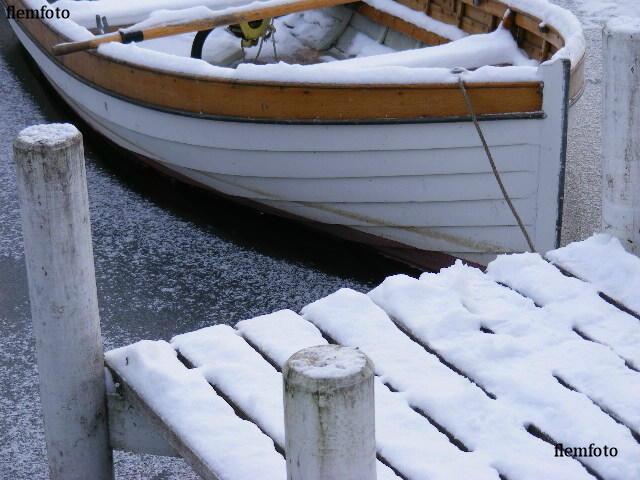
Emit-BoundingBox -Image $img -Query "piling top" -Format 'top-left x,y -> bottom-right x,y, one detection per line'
284,345 -> 374,391
14,123 -> 80,151
605,16 -> 640,36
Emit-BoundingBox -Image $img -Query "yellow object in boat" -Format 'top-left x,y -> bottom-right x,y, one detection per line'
229,19 -> 271,47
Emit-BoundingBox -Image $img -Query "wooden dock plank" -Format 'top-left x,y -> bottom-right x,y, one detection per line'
104,236 -> 640,480
300,289 -> 594,480
546,235 -> 640,317
236,310 -> 500,480
173,325 -> 286,445
367,270 -> 640,478
487,253 -> 640,369
429,264 -> 640,439
172,321 -> 401,480
104,340 -> 286,480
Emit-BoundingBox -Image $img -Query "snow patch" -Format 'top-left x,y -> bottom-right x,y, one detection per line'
547,233 -> 640,314
15,123 -> 79,147
105,340 -> 287,480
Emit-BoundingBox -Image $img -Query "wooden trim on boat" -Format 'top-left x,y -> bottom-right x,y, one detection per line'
386,0 -> 584,102
354,4 -> 450,45
10,0 -> 543,121
7,0 -> 587,119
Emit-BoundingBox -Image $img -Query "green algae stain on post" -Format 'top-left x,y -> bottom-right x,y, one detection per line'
283,344 -> 376,480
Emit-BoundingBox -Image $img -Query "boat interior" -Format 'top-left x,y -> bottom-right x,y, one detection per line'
60,0 -> 568,69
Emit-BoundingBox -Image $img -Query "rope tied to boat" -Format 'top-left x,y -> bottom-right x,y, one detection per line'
456,75 -> 536,253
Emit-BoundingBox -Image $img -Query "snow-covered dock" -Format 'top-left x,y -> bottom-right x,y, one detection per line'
12,123 -> 640,479
106,234 -> 640,480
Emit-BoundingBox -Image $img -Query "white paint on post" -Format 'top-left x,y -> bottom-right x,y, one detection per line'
283,345 -> 376,480
602,17 -> 640,254
13,124 -> 114,480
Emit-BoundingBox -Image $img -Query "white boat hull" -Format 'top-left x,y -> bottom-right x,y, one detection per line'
11,19 -> 569,266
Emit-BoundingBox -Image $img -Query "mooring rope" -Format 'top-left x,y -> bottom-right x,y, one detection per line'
458,77 -> 536,253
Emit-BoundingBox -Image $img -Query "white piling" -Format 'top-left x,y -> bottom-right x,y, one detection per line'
13,124 -> 114,480
283,345 -> 376,480
602,18 -> 640,254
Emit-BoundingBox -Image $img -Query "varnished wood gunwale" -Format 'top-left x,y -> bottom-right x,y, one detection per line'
388,0 -> 584,102
354,3 -> 450,45
388,0 -> 569,56
5,0 -> 585,120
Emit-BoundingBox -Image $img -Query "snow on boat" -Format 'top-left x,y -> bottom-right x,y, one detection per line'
5,0 -> 585,267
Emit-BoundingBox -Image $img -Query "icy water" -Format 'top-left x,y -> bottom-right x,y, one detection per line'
0,17 -> 416,479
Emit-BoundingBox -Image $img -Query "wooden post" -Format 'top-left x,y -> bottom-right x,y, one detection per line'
13,124 -> 114,480
602,18 -> 640,254
283,345 -> 376,480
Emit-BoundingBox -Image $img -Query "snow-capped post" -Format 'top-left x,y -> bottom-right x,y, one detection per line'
13,124 -> 114,480
602,17 -> 640,255
283,345 -> 376,480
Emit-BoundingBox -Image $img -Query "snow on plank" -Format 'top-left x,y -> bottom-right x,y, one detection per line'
487,252 -> 640,369
104,340 -> 286,480
300,289 -> 592,480
171,320 -> 399,480
104,237 -> 639,480
237,310 -> 501,480
172,325 -> 286,447
368,269 -> 640,479
432,263 -> 640,440
546,234 -> 640,316
236,309 -> 325,367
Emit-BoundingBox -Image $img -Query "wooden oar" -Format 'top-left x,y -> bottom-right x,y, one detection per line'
52,0 -> 355,56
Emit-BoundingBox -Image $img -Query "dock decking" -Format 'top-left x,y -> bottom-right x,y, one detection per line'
106,234 -> 640,480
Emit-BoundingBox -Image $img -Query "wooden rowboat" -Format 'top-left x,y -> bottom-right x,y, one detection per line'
5,0 -> 585,267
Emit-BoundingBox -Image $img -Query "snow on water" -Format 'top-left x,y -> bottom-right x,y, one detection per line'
546,233 -> 640,314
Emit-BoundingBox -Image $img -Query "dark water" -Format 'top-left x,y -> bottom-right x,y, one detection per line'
0,16 -> 416,479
